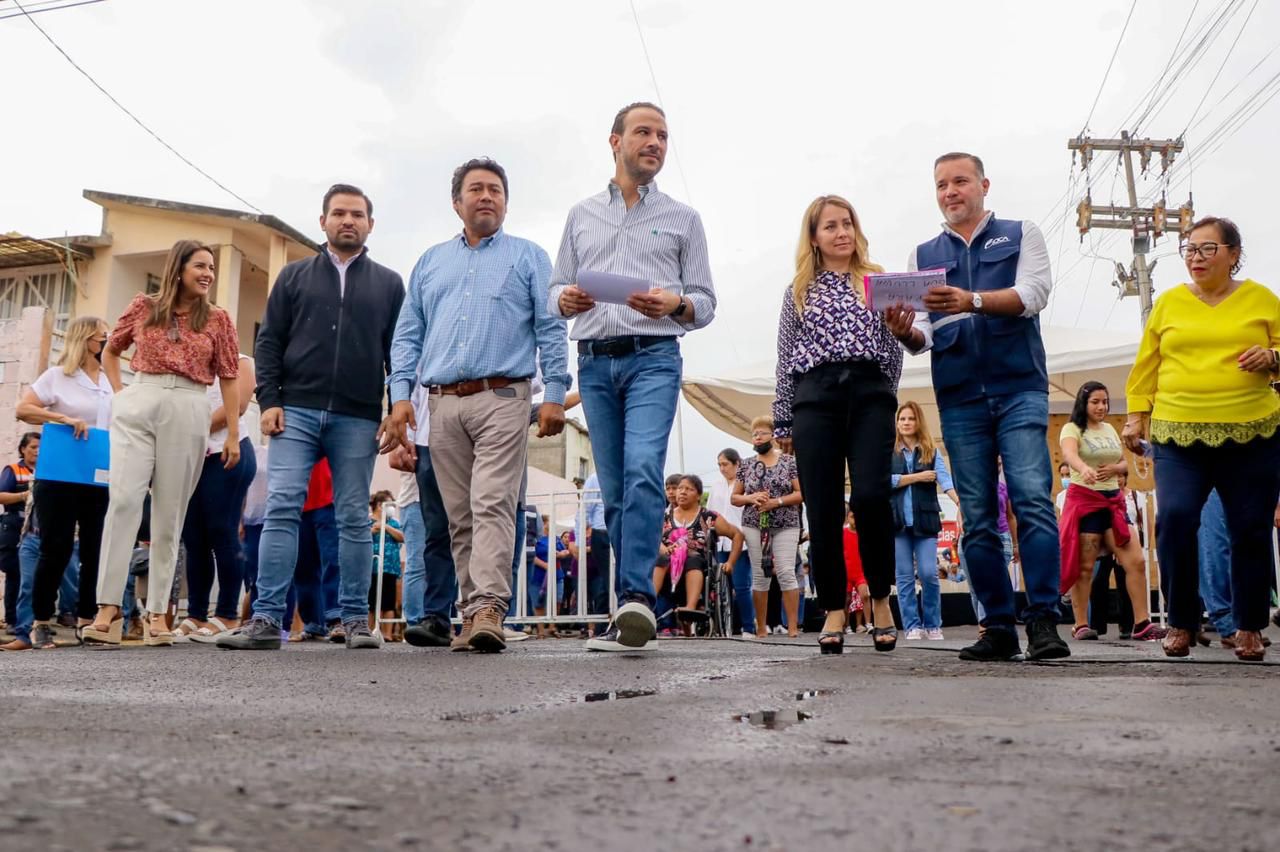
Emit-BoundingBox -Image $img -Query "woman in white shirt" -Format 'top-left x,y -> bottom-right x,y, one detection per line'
176,354 -> 256,642
706,448 -> 755,636
14,316 -> 114,647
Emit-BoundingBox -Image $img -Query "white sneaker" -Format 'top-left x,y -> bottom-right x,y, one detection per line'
613,601 -> 657,648
926,628 -> 945,640
738,632 -> 756,640
503,626 -> 530,643
772,625 -> 787,635
905,628 -> 924,640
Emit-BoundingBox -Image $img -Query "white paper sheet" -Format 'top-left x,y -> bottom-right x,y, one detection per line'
578,270 -> 650,305
863,268 -> 948,312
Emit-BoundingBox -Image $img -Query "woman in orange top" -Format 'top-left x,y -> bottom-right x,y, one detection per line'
83,240 -> 241,647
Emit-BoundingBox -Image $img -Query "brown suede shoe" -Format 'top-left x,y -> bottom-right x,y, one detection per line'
1162,627 -> 1192,658
0,637 -> 32,651
467,606 -> 506,654
450,616 -> 473,652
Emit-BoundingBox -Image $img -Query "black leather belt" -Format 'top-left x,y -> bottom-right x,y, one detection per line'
578,336 -> 672,357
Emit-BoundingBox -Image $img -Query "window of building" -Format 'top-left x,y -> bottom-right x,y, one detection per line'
0,265 -> 76,356
145,272 -> 162,296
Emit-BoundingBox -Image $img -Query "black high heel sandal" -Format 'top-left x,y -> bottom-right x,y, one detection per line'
818,631 -> 844,655
871,626 -> 897,652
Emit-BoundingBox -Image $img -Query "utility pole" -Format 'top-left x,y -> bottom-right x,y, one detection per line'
1068,131 -> 1193,326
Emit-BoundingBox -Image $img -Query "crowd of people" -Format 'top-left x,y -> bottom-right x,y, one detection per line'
2,103 -> 1278,662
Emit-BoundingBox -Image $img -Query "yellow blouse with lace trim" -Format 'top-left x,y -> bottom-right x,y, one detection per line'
1126,279 -> 1280,447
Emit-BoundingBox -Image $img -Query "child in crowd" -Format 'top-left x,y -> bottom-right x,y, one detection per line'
368,491 -> 403,642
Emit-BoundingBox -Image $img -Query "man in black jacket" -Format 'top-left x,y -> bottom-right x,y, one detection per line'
220,184 -> 404,651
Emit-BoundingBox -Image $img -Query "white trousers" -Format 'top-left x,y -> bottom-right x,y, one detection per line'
97,374 -> 210,615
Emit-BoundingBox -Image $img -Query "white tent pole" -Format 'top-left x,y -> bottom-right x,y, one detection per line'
675,398 -> 686,473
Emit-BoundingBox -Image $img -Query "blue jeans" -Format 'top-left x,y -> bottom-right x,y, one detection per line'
1197,489 -> 1234,636
577,338 -> 682,608
254,407 -> 379,626
895,532 -> 941,631
405,445 -> 457,626
13,534 -> 79,637
720,550 -> 754,634
939,391 -> 1059,630
293,505 -> 340,633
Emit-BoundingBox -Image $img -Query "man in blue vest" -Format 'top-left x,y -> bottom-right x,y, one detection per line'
885,152 -> 1069,662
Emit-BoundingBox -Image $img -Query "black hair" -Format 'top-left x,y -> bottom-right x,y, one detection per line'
18,431 -> 40,453
718,448 -> 741,465
611,101 -> 665,136
678,473 -> 704,495
934,151 -> 985,178
1070,381 -> 1109,430
1188,215 -> 1245,275
323,183 -> 373,217
665,473 -> 682,488
451,157 -> 509,202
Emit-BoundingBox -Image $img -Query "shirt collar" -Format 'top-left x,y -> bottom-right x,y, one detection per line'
607,180 -> 657,204
939,210 -> 995,247
457,228 -> 504,249
325,245 -> 364,268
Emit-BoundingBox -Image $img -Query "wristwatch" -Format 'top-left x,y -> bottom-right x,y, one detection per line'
672,297 -> 688,318
971,292 -> 984,313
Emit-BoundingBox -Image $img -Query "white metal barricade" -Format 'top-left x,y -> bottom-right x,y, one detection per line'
374,489 -> 617,633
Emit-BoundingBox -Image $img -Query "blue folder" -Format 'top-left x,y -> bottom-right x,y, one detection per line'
35,423 -> 110,487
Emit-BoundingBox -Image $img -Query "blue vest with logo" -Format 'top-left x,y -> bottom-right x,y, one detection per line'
915,217 -> 1048,409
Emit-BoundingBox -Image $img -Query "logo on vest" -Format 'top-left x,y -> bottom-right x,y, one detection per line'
983,235 -> 1011,250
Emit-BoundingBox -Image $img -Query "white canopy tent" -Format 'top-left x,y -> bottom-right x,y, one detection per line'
682,324 -> 1141,442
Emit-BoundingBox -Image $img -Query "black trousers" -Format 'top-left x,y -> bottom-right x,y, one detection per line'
0,513 -> 23,626
1088,555 -> 1133,634
791,360 -> 897,610
32,480 -> 109,622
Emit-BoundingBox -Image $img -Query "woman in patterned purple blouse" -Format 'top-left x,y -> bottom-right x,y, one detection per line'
773,195 -> 902,654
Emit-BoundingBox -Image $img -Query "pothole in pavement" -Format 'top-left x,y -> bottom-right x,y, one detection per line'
733,710 -> 812,729
581,688 -> 658,702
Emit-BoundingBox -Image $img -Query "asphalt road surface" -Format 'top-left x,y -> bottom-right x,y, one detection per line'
0,627 -> 1275,852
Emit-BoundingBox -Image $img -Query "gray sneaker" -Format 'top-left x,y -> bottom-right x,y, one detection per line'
216,615 -> 282,650
344,622 -> 383,650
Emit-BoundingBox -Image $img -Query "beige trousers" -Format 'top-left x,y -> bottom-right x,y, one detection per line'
97,373 -> 210,615
428,381 -> 530,618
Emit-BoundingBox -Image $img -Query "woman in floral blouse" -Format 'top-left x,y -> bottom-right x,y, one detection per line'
774,195 -> 901,654
732,416 -> 803,638
83,239 -> 241,647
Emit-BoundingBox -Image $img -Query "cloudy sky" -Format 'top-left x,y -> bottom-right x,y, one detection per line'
5,0 -> 1278,482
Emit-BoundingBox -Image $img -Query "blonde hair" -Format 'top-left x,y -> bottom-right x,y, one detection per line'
792,195 -> 883,314
147,239 -> 214,333
894,401 -> 936,465
750,415 -> 774,434
57,315 -> 107,376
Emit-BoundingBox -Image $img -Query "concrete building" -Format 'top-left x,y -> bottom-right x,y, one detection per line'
526,416 -> 593,484
1,190 -> 318,458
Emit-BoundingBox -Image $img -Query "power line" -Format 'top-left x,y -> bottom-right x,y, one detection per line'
628,0 -> 693,205
9,0 -> 263,212
0,0 -> 106,21
1079,0 -> 1138,134
1183,0 -> 1259,133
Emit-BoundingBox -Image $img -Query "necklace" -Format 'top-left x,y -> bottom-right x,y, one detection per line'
1188,279 -> 1238,306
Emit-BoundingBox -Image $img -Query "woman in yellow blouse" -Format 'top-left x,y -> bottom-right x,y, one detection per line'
1123,216 -> 1280,661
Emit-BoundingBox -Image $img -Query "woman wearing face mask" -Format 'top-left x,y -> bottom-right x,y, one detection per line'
10,316 -> 114,648
731,417 -> 803,639
1059,381 -> 1164,642
83,239 -> 241,647
891,401 -> 960,641
772,195 -> 901,654
1124,217 -> 1280,661
707,448 -> 755,636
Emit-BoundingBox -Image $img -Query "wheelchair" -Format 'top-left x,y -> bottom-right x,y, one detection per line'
652,530 -> 735,638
